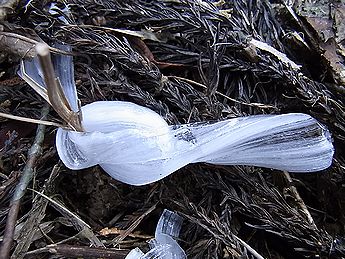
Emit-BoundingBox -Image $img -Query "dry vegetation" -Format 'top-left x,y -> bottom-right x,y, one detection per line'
0,0 -> 344,258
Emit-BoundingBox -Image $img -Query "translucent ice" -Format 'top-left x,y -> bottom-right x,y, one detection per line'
56,101 -> 334,185
125,210 -> 186,259
18,46 -> 334,186
18,43 -> 79,112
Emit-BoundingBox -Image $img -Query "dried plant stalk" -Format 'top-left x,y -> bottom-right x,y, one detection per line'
36,43 -> 83,132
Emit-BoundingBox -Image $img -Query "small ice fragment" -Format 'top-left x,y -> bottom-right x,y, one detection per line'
125,248 -> 145,259
152,210 -> 186,259
155,209 -> 183,238
125,210 -> 186,259
147,234 -> 186,259
49,3 -> 70,24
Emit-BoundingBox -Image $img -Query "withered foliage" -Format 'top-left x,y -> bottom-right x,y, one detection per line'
0,0 -> 344,258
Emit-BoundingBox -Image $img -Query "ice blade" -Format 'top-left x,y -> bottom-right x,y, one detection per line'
192,113 -> 334,172
52,43 -> 78,112
18,44 -> 78,112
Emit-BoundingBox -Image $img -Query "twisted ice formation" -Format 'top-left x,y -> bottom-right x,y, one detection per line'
18,44 -> 334,186
55,101 -> 334,185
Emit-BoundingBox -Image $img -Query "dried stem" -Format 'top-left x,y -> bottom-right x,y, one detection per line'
0,105 -> 49,259
11,165 -> 61,259
111,203 -> 157,245
0,32 -> 72,57
283,171 -> 317,229
233,235 -> 265,259
36,43 -> 83,132
25,244 -> 130,258
0,111 -> 67,128
29,188 -> 104,247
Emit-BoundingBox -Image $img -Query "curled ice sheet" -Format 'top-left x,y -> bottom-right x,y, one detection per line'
18,44 -> 78,112
125,210 -> 186,259
150,210 -> 186,258
155,209 -> 183,239
51,44 -> 79,112
56,101 -> 334,185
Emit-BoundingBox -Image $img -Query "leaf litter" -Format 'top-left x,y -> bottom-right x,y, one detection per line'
0,0 -> 344,258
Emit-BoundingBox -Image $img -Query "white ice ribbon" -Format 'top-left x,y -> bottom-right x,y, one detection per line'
56,101 -> 334,185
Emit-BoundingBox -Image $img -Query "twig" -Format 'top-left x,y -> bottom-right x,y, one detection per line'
99,227 -> 153,239
0,105 -> 49,259
111,203 -> 157,245
25,244 -> 130,258
233,234 -> 265,259
0,111 -> 67,129
11,165 -> 60,259
62,24 -> 162,41
168,75 -> 277,109
54,231 -> 82,245
28,188 -> 91,229
29,188 -> 104,247
283,171 -> 318,229
0,32 -> 72,56
250,39 -> 301,70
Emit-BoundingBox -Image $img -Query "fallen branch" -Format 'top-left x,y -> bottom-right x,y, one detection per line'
25,244 -> 130,258
12,165 -> 61,259
0,111 -> 66,129
29,188 -> 104,247
0,104 -> 49,259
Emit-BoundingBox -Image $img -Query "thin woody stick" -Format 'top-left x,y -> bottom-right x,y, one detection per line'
25,244 -> 129,258
0,111 -> 67,129
35,43 -> 83,132
0,105 -> 49,259
0,32 -> 72,56
283,171 -> 318,229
